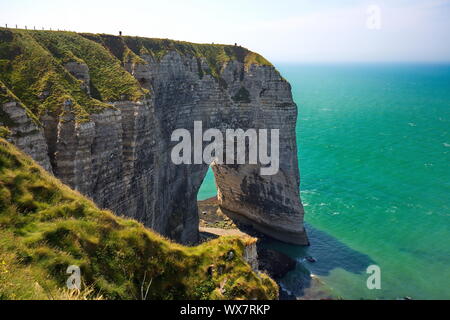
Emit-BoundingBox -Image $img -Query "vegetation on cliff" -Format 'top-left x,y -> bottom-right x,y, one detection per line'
0,126 -> 10,139
0,138 -> 277,300
81,33 -> 272,78
1,29 -> 116,122
0,27 -> 272,123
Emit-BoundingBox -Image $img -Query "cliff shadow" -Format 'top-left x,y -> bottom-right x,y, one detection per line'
260,223 -> 376,298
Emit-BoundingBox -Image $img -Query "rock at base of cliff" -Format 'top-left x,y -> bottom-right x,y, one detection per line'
256,247 -> 297,279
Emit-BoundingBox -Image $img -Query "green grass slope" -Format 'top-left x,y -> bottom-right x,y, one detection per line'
0,138 -> 277,300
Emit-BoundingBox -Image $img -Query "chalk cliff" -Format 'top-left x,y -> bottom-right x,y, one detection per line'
0,28 -> 308,245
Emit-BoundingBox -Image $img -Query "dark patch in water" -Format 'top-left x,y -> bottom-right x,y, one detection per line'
260,223 -> 376,298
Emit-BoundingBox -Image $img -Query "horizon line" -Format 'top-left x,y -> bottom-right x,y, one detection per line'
272,61 -> 450,65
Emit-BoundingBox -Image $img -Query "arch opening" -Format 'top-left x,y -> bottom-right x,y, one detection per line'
196,164 -> 238,241
197,166 -> 217,201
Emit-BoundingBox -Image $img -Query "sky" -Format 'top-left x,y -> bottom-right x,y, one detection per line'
0,0 -> 449,63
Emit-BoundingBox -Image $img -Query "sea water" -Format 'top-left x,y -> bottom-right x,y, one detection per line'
198,63 -> 450,300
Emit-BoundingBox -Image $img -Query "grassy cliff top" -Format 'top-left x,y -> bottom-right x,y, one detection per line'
83,33 -> 272,77
0,28 -> 272,122
0,138 -> 277,300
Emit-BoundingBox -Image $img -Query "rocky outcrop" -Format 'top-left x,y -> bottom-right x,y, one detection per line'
64,62 -> 91,95
243,240 -> 259,271
0,101 -> 52,173
257,248 -> 297,279
0,31 -> 308,246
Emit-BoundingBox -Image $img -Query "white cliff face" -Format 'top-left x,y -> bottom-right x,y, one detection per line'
243,240 -> 259,271
1,50 -> 308,246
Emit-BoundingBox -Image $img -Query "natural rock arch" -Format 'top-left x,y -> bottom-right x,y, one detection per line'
142,52 -> 308,245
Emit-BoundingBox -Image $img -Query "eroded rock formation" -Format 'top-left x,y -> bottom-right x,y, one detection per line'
0,30 -> 308,245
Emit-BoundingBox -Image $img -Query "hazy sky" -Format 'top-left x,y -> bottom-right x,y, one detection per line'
0,0 -> 449,62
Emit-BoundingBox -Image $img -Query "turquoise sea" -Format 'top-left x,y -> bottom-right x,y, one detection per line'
198,63 -> 450,300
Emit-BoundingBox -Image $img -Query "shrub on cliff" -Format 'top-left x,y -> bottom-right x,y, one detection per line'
0,138 -> 277,300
